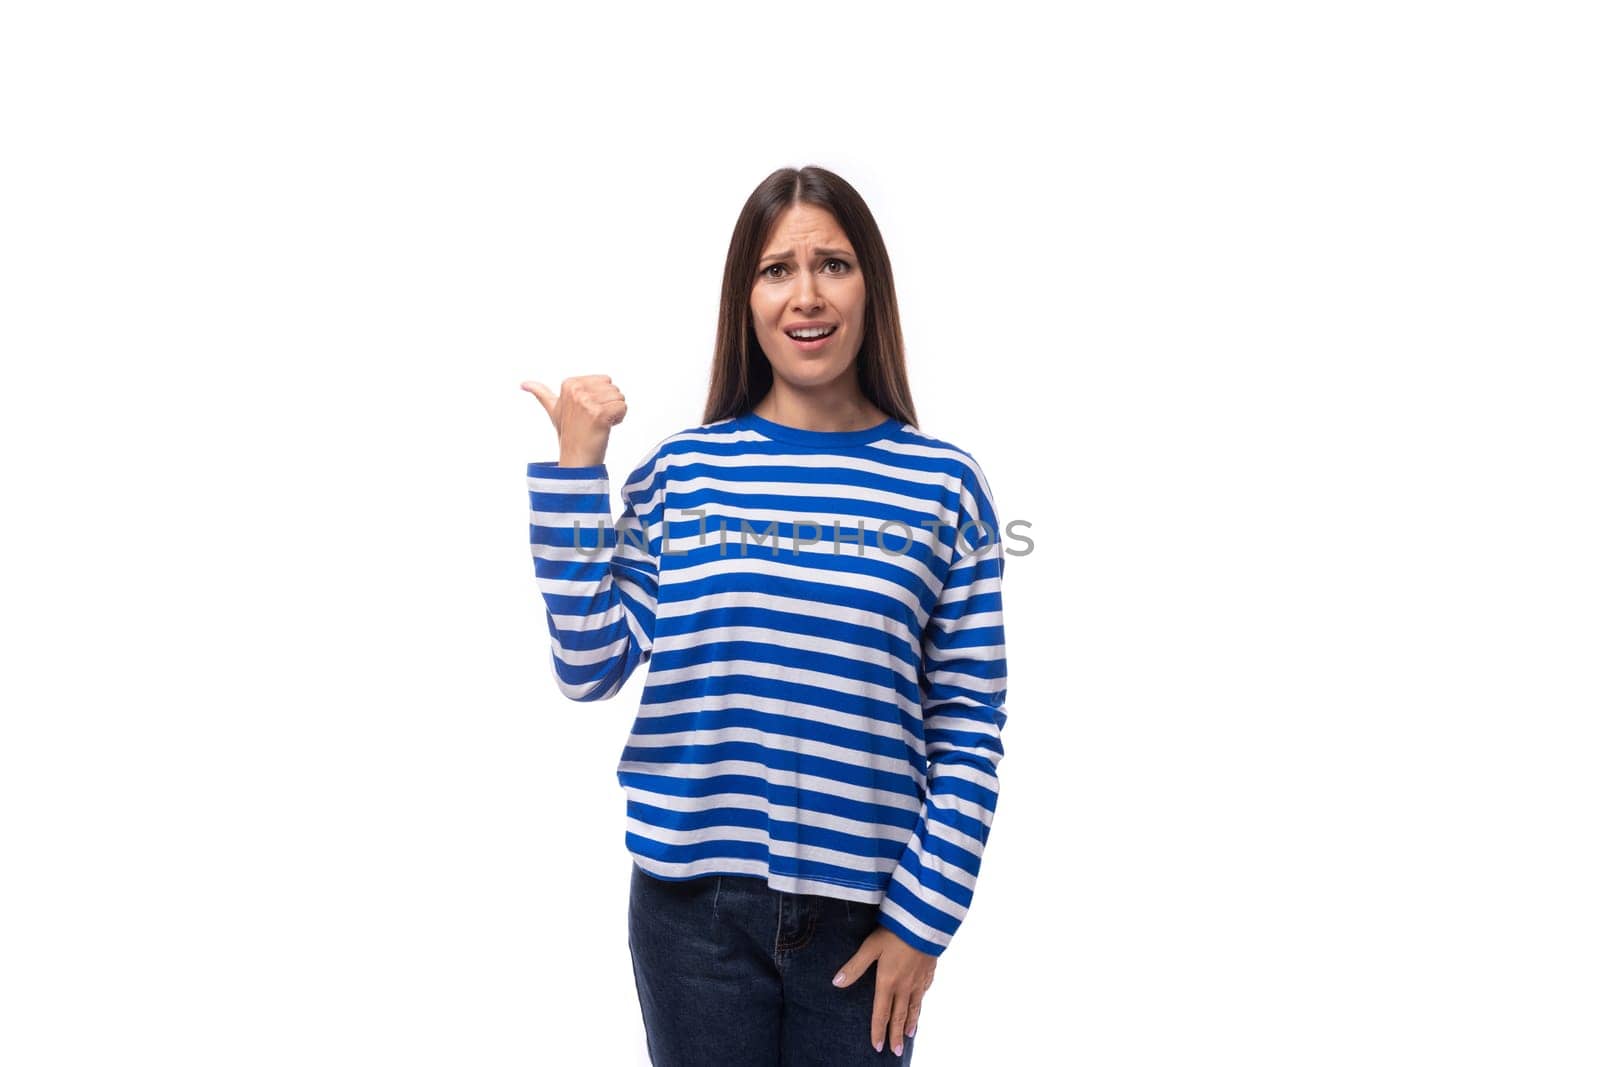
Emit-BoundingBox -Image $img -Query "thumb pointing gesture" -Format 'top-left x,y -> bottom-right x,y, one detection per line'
522,379 -> 558,421
521,375 -> 626,467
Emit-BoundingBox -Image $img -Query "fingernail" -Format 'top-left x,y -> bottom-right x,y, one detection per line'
893,1042 -> 903,1055
832,972 -> 845,986
906,1024 -> 916,1037
874,1039 -> 883,1052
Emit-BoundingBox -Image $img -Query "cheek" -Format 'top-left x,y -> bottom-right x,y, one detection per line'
752,300 -> 786,333
843,285 -> 868,326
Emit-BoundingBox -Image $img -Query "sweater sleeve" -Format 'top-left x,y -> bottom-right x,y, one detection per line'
876,459 -> 1009,957
526,454 -> 662,702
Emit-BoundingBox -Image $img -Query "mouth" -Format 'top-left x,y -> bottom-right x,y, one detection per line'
784,324 -> 838,349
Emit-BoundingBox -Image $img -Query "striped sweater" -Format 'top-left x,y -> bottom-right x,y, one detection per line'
525,409 -> 1008,957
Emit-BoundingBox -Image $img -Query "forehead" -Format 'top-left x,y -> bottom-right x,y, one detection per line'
760,203 -> 853,252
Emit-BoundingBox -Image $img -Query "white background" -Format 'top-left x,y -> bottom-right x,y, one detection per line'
3,2 -> 1596,1064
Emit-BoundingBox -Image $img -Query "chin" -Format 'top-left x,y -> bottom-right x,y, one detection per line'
777,361 -> 851,387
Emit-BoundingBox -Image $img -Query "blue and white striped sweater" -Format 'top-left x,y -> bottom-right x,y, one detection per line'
526,409 -> 1007,957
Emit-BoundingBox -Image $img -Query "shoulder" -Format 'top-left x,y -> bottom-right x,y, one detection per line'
893,423 -> 999,504
649,415 -> 748,464
895,422 -> 984,465
896,425 -> 1005,560
616,416 -> 746,494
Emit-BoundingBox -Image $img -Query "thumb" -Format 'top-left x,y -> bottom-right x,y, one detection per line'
832,939 -> 882,989
521,380 -> 557,420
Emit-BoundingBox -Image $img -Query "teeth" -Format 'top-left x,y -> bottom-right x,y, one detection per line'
788,326 -> 834,339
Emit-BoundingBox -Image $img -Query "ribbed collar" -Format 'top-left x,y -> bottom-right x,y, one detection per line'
737,411 -> 902,448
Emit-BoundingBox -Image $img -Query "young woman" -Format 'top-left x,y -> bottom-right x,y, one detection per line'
522,166 -> 1008,1066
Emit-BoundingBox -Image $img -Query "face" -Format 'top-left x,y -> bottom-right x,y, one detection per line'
750,203 -> 868,393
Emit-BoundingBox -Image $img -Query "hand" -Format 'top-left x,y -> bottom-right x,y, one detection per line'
832,924 -> 936,1057
521,375 -> 627,467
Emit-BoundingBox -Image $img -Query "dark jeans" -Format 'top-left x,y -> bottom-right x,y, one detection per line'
627,861 -> 916,1066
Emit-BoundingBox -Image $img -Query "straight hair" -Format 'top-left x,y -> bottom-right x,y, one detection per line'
702,166 -> 919,428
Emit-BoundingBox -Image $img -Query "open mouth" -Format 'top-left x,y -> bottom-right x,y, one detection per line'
785,325 -> 837,342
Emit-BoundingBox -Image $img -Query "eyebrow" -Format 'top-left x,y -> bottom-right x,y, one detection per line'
759,247 -> 854,265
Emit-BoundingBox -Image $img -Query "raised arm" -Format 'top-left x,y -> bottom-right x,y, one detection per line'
525,460 -> 661,701
523,375 -> 660,701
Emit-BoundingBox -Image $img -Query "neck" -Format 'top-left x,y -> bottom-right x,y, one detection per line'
753,381 -> 887,432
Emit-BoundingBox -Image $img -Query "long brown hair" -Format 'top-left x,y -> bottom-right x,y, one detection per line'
702,166 -> 919,428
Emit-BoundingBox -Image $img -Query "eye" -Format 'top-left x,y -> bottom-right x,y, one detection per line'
759,258 -> 851,279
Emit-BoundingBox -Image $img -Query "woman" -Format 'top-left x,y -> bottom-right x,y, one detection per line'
521,166 -> 1008,1065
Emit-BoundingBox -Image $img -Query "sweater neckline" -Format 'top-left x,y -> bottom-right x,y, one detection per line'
738,410 -> 902,448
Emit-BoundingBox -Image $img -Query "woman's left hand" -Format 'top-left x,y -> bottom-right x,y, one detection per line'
833,925 -> 937,1056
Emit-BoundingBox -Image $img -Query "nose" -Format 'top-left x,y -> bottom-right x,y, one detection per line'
793,271 -> 823,311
